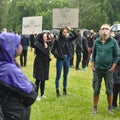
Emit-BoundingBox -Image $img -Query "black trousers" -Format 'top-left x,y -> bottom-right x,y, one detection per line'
70,56 -> 74,66
1,93 -> 31,120
82,51 -> 88,68
76,54 -> 81,69
112,84 -> 120,106
20,50 -> 28,67
35,80 -> 45,96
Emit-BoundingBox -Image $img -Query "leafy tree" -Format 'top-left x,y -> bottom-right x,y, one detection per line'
0,0 -> 9,30
91,0 -> 120,25
33,0 -> 69,30
109,0 -> 120,24
2,0 -> 120,32
6,0 -> 36,32
6,0 -> 69,32
69,0 -> 109,31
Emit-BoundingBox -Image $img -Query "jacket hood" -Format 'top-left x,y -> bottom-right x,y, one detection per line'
0,33 -> 33,94
36,33 -> 44,45
0,32 -> 21,63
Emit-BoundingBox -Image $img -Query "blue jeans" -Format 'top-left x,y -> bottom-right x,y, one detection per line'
55,55 -> 70,90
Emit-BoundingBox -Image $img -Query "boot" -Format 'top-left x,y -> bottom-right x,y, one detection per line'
63,88 -> 68,95
56,89 -> 60,97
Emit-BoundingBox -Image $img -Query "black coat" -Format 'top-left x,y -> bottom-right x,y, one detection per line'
75,35 -> 88,55
31,33 -> 50,81
0,81 -> 37,120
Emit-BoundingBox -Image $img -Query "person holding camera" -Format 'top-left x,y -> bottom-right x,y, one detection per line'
31,32 -> 51,101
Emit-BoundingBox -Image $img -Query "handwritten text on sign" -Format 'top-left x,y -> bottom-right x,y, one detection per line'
53,8 -> 79,28
22,16 -> 42,35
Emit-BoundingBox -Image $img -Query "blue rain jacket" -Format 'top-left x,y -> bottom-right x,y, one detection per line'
0,33 -> 33,93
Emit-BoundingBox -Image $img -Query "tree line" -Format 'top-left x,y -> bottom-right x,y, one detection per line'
0,0 -> 120,33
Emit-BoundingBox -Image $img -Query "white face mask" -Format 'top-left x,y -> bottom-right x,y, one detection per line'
62,29 -> 68,38
101,27 -> 110,37
62,32 -> 67,38
43,34 -> 48,42
103,30 -> 108,36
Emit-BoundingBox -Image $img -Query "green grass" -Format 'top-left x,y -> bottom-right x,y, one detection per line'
19,48 -> 120,120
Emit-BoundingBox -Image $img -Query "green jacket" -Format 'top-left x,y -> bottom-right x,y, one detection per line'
92,37 -> 119,70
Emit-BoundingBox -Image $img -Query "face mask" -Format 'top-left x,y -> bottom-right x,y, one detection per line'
101,27 -> 110,36
62,33 -> 67,37
102,31 -> 108,36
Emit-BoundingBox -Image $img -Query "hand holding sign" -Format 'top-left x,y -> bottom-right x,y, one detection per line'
66,26 -> 73,31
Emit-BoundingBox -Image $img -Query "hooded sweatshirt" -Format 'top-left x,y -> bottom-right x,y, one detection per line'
0,32 -> 33,93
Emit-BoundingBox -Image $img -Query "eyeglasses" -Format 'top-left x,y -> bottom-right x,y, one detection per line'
101,28 -> 110,30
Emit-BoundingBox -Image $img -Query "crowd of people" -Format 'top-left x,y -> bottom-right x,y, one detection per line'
0,24 -> 120,119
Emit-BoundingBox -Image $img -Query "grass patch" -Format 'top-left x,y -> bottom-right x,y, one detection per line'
18,48 -> 120,120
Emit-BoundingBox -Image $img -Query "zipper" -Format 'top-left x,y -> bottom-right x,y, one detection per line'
102,43 -> 104,63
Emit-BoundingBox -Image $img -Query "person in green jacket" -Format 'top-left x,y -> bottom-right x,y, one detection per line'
91,24 -> 119,114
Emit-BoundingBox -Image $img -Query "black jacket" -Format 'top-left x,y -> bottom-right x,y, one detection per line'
51,31 -> 78,60
31,33 -> 51,81
0,81 -> 37,120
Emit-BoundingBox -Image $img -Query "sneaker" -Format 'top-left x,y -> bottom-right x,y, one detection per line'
41,95 -> 47,99
112,106 -> 119,111
108,109 -> 114,115
63,93 -> 69,96
56,90 -> 60,97
91,108 -> 97,114
70,65 -> 74,68
82,68 -> 86,71
75,68 -> 81,70
36,96 -> 41,101
56,93 -> 61,97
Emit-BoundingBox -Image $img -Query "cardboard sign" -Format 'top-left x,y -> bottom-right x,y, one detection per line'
22,16 -> 42,35
53,8 -> 79,28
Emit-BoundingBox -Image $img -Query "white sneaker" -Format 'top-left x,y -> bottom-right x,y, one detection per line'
36,96 -> 41,101
41,95 -> 47,99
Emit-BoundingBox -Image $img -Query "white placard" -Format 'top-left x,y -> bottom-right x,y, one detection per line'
53,8 -> 79,28
22,16 -> 42,35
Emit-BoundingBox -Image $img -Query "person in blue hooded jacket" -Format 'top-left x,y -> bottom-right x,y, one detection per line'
0,32 -> 37,120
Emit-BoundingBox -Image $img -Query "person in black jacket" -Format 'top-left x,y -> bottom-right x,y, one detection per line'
51,26 -> 78,97
20,35 -> 29,67
75,29 -> 88,70
31,32 -> 51,101
81,30 -> 89,70
75,29 -> 82,70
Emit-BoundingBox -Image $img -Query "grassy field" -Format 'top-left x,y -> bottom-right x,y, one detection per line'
19,48 -> 120,120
